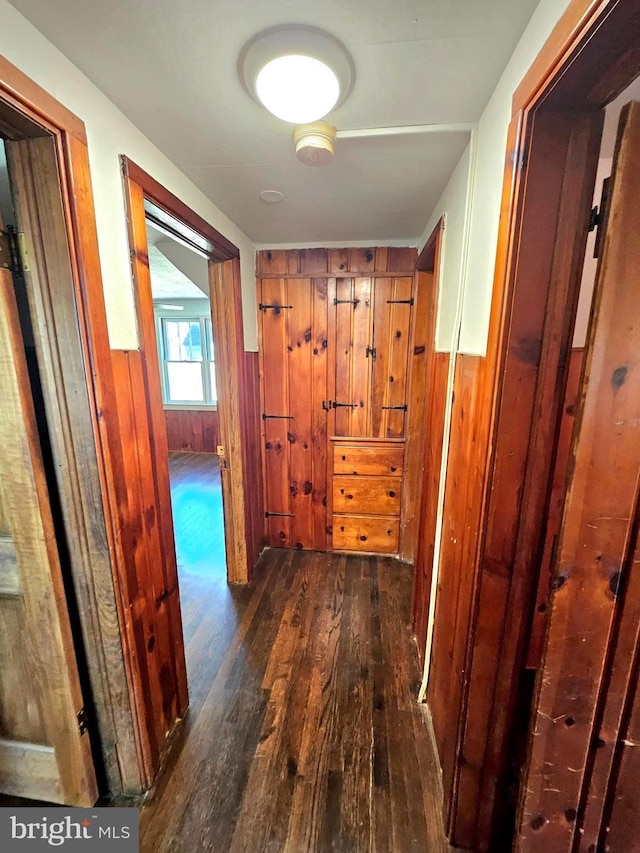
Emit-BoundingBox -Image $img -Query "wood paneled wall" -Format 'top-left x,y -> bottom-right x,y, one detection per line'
165,409 -> 219,453
110,350 -> 188,779
411,350 -> 450,659
257,246 -> 417,554
240,351 -> 265,571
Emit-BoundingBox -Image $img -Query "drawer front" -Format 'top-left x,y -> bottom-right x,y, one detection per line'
333,444 -> 404,477
332,515 -> 400,553
333,476 -> 402,516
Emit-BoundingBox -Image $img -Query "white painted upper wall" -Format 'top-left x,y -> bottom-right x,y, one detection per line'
419,143 -> 472,352
421,0 -> 574,355
0,0 -> 258,351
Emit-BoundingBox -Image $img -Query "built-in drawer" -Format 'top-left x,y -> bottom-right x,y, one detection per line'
333,444 -> 404,477
333,475 -> 402,516
333,515 -> 400,553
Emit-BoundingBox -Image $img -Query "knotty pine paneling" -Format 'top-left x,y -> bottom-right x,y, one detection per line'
411,350 -> 450,662
240,352 -> 266,572
111,349 -> 187,778
165,409 -> 219,453
258,278 -> 328,551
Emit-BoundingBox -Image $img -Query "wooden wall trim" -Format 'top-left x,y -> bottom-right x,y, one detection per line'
0,54 -> 87,142
121,157 -> 239,261
0,58 -> 142,794
512,0 -> 621,114
437,0 -> 639,848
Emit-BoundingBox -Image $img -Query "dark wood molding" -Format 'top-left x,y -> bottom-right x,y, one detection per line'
416,217 -> 444,272
0,53 -> 87,142
436,0 -> 640,849
0,58 -> 142,796
121,156 -> 239,261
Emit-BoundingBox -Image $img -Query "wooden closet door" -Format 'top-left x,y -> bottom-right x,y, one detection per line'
0,269 -> 97,805
330,277 -> 373,437
259,277 -> 328,550
370,276 -> 413,438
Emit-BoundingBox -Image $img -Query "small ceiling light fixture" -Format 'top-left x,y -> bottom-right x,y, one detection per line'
294,121 -> 337,166
240,25 -> 354,124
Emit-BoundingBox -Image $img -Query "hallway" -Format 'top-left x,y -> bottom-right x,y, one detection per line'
140,549 -> 452,852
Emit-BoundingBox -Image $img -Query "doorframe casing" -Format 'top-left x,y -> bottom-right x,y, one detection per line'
0,55 -> 142,795
446,0 -> 640,849
120,157 -> 252,586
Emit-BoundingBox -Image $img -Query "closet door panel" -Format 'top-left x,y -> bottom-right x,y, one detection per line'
371,278 -> 393,437
334,278 -> 355,436
287,279 -> 315,550
384,276 -> 413,437
351,278 -> 373,436
311,279 -> 330,549
260,279 -> 291,547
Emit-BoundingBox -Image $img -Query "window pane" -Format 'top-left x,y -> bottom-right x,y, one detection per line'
164,320 -> 203,361
208,362 -> 217,404
205,319 -> 214,360
167,362 -> 204,402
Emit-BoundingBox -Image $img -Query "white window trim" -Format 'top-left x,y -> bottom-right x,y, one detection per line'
156,315 -> 218,408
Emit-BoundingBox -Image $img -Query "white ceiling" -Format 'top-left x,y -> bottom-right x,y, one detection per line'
147,221 -> 209,300
9,0 -> 540,244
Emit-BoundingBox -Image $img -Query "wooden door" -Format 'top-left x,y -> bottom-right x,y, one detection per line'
258,276 -> 328,550
329,276 -> 413,438
0,265 -> 97,805
370,276 -> 413,438
518,101 -> 640,851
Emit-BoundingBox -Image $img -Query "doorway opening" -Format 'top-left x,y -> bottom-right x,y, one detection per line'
146,217 -> 229,687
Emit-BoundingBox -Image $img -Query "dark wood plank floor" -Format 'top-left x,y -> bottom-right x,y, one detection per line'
140,545 -> 453,853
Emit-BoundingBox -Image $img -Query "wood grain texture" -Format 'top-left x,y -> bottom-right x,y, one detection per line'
333,476 -> 402,516
0,53 -> 86,142
123,176 -> 189,746
139,548 -> 452,853
333,443 -> 404,477
517,100 -> 640,853
333,515 -> 400,553
165,409 -> 219,453
411,350 -> 449,661
0,269 -> 97,805
6,136 -> 142,796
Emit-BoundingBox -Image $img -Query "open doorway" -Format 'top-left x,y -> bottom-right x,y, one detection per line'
146,218 -> 229,682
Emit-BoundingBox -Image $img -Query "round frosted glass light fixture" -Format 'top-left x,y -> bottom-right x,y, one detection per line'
256,55 -> 340,124
240,26 -> 354,124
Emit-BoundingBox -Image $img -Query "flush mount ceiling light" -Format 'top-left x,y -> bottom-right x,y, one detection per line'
239,25 -> 354,124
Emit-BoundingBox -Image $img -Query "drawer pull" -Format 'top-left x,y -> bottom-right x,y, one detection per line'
388,491 -> 396,498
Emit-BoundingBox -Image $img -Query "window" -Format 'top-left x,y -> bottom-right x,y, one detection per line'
159,317 -> 217,405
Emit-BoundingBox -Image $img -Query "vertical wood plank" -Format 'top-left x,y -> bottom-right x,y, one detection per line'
371,278 -> 392,438
334,278 -> 354,436
287,279 -> 314,550
350,278 -> 373,436
518,101 -> 640,853
386,277 -> 413,437
260,279 -> 291,547
311,279 -> 329,551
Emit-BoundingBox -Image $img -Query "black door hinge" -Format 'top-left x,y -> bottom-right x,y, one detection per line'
332,401 -> 358,409
386,298 -> 414,305
262,413 -> 294,420
333,298 -> 361,306
77,707 -> 89,736
366,346 -> 377,360
259,303 -> 293,311
382,404 -> 407,411
265,511 -> 295,518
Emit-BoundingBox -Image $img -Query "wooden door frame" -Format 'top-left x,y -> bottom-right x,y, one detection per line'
0,56 -> 141,795
405,218 -> 444,617
449,0 -> 640,848
120,157 -> 252,585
